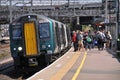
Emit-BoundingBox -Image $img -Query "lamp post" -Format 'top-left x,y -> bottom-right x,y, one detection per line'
117,0 -> 120,50
74,0 -> 76,16
117,0 -> 119,36
51,0 -> 52,7
9,0 -> 12,23
0,0 -> 1,6
68,0 -> 70,7
105,0 -> 108,31
30,0 -> 33,13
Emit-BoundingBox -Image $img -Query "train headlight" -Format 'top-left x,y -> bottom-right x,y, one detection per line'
13,48 -> 16,51
18,47 -> 22,51
117,38 -> 120,41
28,16 -> 31,18
48,45 -> 51,48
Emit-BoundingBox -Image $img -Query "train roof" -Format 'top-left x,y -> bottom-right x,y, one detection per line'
10,14 -> 65,25
11,14 -> 52,23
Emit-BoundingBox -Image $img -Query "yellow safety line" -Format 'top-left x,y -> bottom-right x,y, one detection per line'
72,51 -> 87,80
50,51 -> 81,80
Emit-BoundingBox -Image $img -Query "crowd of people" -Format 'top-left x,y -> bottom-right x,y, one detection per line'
71,30 -> 112,51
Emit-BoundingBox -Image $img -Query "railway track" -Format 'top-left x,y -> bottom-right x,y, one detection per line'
0,59 -> 13,72
0,60 -> 45,80
0,42 -> 70,80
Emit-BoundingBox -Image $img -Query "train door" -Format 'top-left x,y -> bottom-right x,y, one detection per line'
55,22 -> 61,51
61,24 -> 66,48
24,22 -> 38,56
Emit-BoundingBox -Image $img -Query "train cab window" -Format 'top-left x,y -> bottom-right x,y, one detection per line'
39,23 -> 50,39
12,26 -> 22,39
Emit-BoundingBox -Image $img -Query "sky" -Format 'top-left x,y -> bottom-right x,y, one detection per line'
1,0 -> 102,6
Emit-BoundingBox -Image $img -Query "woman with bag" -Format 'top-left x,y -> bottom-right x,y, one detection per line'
77,31 -> 84,51
106,31 -> 112,48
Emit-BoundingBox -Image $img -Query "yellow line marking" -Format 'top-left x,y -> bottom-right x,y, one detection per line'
72,51 -> 87,80
50,51 -> 81,80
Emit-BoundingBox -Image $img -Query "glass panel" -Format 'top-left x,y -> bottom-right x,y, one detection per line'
12,26 -> 22,39
39,23 -> 50,39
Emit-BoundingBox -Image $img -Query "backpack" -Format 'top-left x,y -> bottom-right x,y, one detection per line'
77,34 -> 82,41
87,36 -> 92,42
98,34 -> 104,41
106,34 -> 110,39
98,34 -> 106,43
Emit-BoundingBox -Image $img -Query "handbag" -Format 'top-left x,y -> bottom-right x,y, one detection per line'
102,38 -> 107,43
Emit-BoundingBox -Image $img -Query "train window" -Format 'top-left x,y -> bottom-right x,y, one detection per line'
39,23 -> 50,39
12,27 -> 22,39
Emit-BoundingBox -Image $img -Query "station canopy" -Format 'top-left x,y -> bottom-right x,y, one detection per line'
0,0 -> 102,6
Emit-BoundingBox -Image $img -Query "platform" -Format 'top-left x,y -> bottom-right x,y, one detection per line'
27,48 -> 120,80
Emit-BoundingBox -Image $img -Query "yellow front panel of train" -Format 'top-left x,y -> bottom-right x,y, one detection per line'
24,22 -> 38,56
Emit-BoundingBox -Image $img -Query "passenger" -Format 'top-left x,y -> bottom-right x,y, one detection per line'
96,31 -> 105,50
86,34 -> 92,50
76,30 -> 80,51
93,31 -> 98,47
101,30 -> 107,49
88,30 -> 95,49
88,30 -> 92,36
77,31 -> 84,51
105,31 -> 112,48
83,32 -> 88,50
1,33 -> 4,38
72,31 -> 77,52
91,32 -> 96,49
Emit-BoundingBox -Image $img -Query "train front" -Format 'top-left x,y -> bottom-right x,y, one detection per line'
9,14 -> 43,70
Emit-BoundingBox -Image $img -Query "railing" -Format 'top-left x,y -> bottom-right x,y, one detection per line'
28,9 -> 102,17
0,6 -> 102,23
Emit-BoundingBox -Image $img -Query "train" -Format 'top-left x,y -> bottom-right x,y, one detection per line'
9,14 -> 71,71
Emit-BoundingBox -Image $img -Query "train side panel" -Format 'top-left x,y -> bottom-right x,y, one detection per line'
39,22 -> 55,54
66,26 -> 72,47
63,24 -> 68,48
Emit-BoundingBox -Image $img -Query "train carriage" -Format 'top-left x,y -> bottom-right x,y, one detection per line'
9,14 -> 71,71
